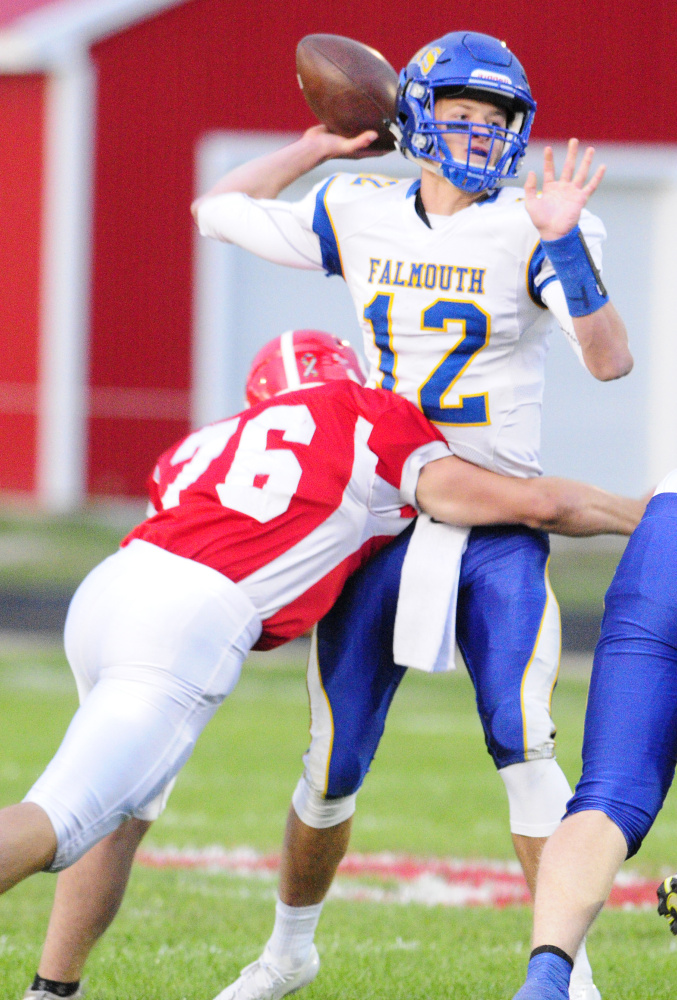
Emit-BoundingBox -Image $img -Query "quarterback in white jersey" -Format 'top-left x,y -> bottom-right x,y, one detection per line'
190,29 -> 633,1000
198,173 -> 604,478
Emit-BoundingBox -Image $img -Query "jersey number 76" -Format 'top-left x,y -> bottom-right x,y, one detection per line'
159,406 -> 316,522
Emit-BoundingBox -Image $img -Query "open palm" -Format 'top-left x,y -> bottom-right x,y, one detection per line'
524,138 -> 605,241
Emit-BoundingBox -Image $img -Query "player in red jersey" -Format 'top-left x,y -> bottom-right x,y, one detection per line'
16,332 -> 643,1000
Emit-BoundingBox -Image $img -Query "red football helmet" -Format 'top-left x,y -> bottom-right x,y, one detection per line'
245,330 -> 366,406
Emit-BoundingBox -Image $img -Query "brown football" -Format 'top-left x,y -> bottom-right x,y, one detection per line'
296,34 -> 398,151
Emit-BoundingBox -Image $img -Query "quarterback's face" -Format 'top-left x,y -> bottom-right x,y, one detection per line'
434,96 -> 507,168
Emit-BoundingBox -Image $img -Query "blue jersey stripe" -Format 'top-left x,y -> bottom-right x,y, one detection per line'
538,273 -> 559,296
527,242 -> 549,307
312,176 -> 343,277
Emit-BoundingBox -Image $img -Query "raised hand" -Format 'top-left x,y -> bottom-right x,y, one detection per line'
524,138 -> 605,241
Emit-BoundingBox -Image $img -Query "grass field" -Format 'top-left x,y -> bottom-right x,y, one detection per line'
0,639 -> 675,999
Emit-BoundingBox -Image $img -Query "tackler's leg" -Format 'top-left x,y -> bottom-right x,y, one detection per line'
30,817 -> 152,992
0,803 -> 57,892
514,491 -> 677,998
28,584 -> 179,997
17,541 -> 259,999
214,526 -> 413,1000
29,781 -> 176,998
456,526 -> 598,1000
25,546 -> 257,875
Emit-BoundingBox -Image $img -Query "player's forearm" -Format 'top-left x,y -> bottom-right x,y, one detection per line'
574,302 -> 633,381
416,458 -> 645,537
532,477 -> 645,536
416,457 -> 550,529
191,125 -> 379,219
534,207 -> 632,381
192,135 -> 325,213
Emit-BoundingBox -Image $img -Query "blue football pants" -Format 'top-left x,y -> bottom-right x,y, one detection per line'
567,491 -> 677,857
303,523 -> 561,799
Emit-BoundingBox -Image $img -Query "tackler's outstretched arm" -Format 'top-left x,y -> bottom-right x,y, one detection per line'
416,455 -> 645,537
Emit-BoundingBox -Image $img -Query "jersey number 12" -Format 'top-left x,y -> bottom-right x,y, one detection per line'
364,293 -> 490,426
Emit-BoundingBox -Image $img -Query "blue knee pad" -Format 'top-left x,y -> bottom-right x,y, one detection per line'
567,493 -> 677,857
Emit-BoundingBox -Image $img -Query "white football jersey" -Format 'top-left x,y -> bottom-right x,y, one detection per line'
197,176 -> 606,477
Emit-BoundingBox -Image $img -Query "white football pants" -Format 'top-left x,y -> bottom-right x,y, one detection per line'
25,539 -> 261,871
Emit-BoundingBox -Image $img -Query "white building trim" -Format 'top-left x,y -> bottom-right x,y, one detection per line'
648,184 -> 677,481
192,133 -> 295,427
0,0 -> 186,71
0,0 -> 191,509
36,50 -> 96,511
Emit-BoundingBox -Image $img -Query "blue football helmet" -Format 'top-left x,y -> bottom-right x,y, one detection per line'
392,31 -> 536,193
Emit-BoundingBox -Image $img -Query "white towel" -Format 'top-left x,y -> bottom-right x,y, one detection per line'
393,515 -> 470,672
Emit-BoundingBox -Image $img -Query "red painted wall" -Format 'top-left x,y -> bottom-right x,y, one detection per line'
0,74 -> 45,492
87,0 -> 677,496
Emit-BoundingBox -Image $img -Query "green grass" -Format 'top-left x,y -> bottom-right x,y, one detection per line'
548,537 -> 626,613
0,507 -> 142,588
0,644 -> 675,998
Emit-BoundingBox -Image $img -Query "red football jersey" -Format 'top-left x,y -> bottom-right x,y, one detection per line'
124,382 -> 449,648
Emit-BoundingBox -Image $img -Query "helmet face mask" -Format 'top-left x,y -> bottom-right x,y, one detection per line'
393,31 -> 536,194
245,330 -> 365,406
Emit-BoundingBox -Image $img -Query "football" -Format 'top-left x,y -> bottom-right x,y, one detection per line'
296,34 -> 398,151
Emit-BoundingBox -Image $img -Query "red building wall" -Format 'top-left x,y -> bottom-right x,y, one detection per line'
87,0 -> 677,496
0,74 -> 45,492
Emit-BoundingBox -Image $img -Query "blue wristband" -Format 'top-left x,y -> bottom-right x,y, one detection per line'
541,225 -> 609,318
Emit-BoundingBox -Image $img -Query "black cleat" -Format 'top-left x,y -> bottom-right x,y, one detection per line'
657,875 -> 677,934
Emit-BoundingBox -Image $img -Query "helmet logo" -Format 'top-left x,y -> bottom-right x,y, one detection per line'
300,353 -> 319,378
470,68 -> 513,86
414,46 -> 443,76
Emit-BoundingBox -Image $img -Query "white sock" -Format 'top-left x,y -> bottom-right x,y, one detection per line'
264,897 -> 324,972
569,937 -> 594,986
